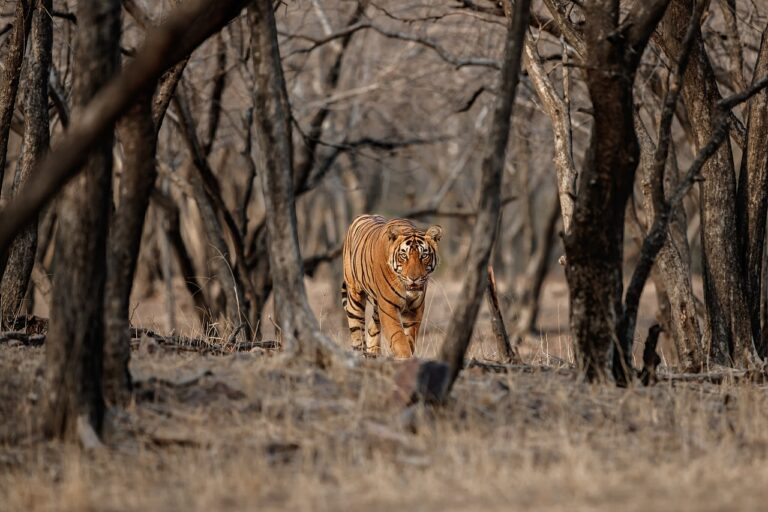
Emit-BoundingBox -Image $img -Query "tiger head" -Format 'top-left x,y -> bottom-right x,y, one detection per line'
387,224 -> 443,291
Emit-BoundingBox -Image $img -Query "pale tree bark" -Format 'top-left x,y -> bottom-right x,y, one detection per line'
634,116 -> 702,370
561,0 -> 670,383
659,0 -> 755,367
248,0 -> 344,364
717,0 -> 746,92
522,35 -> 576,235
736,26 -> 768,357
245,2 -> 361,334
437,0 -> 530,391
41,0 -> 121,441
1,0 -> 52,321
0,0 -> 32,200
103,93 -> 156,406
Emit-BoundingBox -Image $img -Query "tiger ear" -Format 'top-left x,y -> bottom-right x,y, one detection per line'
426,225 -> 443,242
387,225 -> 405,241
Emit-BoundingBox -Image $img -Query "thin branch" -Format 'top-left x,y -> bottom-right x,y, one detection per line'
365,22 -> 501,69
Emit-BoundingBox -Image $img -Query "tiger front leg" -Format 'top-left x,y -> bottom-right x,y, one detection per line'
342,282 -> 366,352
401,305 -> 424,355
366,305 -> 382,357
379,303 -> 413,359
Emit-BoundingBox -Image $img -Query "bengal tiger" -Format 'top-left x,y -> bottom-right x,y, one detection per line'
341,215 -> 442,358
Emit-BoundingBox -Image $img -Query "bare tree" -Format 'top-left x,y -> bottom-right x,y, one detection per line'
659,0 -> 756,367
556,1 -> 670,382
103,93 -> 156,405
0,0 -> 32,203
40,0 -> 121,440
736,25 -> 768,357
0,0 -> 51,321
436,0 -> 530,394
249,0 -> 344,364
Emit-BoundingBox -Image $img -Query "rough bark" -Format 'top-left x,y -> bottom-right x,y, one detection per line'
635,116 -> 702,370
249,0 -> 344,364
0,0 -> 251,254
245,3 -> 361,331
736,26 -> 768,357
41,0 -> 120,441
437,0 -> 530,392
1,0 -> 52,321
562,0 -> 670,383
0,0 -> 32,199
659,0 -> 754,367
103,93 -> 156,406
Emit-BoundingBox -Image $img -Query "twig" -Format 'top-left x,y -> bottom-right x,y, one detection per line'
485,265 -> 518,363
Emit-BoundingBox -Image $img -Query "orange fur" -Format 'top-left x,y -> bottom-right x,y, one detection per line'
341,215 -> 442,358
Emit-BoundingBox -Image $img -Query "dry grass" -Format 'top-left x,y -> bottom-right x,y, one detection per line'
3,278 -> 768,511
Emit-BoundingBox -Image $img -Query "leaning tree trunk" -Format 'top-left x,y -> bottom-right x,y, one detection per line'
248,0 -> 343,364
0,0 -> 52,321
437,0 -> 530,392
103,93 -> 156,406
659,0 -> 755,367
41,0 -> 121,440
562,0 -> 670,383
736,25 -> 768,357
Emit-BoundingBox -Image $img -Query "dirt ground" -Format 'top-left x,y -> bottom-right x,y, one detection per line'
3,275 -> 767,511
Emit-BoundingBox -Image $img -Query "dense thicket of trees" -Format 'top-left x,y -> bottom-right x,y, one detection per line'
1,0 -> 768,439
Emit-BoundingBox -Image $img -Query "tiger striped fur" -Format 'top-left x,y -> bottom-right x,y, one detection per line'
342,215 -> 442,358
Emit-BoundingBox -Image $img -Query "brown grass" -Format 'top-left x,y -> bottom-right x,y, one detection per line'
2,277 -> 767,511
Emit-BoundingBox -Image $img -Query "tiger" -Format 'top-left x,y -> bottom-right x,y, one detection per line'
341,214 -> 442,358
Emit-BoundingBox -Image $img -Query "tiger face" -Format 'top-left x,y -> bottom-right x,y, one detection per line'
387,224 -> 443,292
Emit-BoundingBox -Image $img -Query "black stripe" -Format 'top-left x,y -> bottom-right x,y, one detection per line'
383,276 -> 406,300
349,326 -> 363,333
346,312 -> 364,321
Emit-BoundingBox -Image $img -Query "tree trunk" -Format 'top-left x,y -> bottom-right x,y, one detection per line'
248,0 -> 343,364
0,0 -> 32,200
659,0 -> 755,367
0,0 -> 51,321
103,93 -> 156,406
736,26 -> 768,357
634,116 -> 702,370
563,0 -> 670,383
41,0 -> 120,440
437,0 -> 530,391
